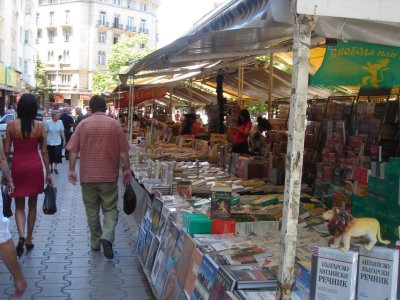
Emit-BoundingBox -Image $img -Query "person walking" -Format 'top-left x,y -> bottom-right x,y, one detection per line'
59,108 -> 74,160
0,135 -> 27,297
44,111 -> 65,174
74,107 -> 85,128
4,94 -> 52,256
66,95 -> 132,259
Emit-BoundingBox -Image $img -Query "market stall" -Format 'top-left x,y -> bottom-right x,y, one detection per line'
119,0 -> 400,299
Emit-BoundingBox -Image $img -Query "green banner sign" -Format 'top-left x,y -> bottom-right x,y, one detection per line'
311,40 -> 400,88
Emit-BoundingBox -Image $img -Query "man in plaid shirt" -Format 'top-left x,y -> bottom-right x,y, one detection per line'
66,95 -> 132,259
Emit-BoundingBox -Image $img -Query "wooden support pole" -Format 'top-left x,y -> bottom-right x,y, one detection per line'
276,14 -> 312,300
268,53 -> 273,118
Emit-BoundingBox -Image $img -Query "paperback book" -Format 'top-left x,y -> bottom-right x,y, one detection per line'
191,254 -> 219,300
356,246 -> 400,300
184,248 -> 204,298
310,246 -> 358,300
176,233 -> 196,287
220,264 -> 278,289
141,230 -> 154,264
144,235 -> 160,273
156,207 -> 171,239
151,197 -> 164,233
209,267 -> 237,300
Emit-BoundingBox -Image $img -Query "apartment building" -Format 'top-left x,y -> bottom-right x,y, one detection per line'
0,0 -> 36,113
36,0 -> 159,107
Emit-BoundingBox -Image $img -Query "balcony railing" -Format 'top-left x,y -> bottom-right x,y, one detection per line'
138,28 -> 149,34
112,23 -> 123,30
125,26 -> 136,32
97,20 -> 109,27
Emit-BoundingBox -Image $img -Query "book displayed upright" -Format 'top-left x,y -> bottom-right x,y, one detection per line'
184,248 -> 204,298
151,197 -> 164,233
356,246 -> 400,300
191,254 -> 219,300
310,246 -> 358,300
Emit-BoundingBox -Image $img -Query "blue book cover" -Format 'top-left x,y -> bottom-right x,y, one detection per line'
191,254 -> 219,300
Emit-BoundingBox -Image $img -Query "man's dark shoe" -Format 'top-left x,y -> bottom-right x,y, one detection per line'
101,239 -> 114,259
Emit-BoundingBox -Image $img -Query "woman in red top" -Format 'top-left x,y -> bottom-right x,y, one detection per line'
228,109 -> 252,154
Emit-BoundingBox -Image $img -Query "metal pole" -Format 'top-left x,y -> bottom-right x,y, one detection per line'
268,53 -> 273,118
276,14 -> 312,300
128,76 -> 133,143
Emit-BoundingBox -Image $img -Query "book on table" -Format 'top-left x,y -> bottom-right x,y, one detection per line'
310,246 -> 358,300
151,197 -> 164,233
356,246 -> 400,300
184,248 -> 204,299
234,289 -> 277,300
220,264 -> 278,290
191,254 -> 219,300
176,232 -> 196,288
144,235 -> 160,273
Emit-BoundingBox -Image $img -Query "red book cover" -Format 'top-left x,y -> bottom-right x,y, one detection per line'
211,219 -> 236,234
353,167 -> 368,184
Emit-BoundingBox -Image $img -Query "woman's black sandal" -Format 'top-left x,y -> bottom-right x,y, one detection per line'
16,237 -> 25,257
26,244 -> 34,251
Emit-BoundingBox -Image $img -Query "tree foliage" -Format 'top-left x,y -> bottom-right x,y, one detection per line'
92,34 -> 151,94
92,72 -> 117,95
34,59 -> 51,101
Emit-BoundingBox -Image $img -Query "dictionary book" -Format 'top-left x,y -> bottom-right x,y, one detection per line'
356,246 -> 399,300
310,246 -> 358,300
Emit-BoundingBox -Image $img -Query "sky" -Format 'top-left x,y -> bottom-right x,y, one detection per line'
157,0 -> 224,48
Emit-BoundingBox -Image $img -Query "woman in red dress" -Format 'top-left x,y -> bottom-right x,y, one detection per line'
228,109 -> 252,154
5,94 -> 52,256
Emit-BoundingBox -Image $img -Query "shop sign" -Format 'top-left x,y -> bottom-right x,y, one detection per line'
311,40 -> 400,88
0,64 -> 5,85
135,87 -> 167,102
5,68 -> 17,87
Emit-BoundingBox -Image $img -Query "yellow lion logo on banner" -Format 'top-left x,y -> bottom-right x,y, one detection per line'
361,59 -> 390,88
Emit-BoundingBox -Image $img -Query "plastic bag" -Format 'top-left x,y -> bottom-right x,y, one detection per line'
2,185 -> 12,218
43,185 -> 57,215
123,182 -> 136,215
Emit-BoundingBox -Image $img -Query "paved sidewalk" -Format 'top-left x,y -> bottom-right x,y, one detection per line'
0,160 -> 155,300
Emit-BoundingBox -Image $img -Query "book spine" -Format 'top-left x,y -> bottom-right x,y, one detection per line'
217,267 -> 236,292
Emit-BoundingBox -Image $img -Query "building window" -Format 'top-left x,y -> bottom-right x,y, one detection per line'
63,50 -> 70,63
127,16 -> 134,31
47,74 -> 56,82
128,1 -> 135,9
61,74 -> 72,84
98,31 -> 106,43
49,11 -> 55,25
25,2 -> 32,14
49,0 -> 55,3
114,14 -> 120,28
140,2 -> 147,12
48,30 -> 55,43
113,34 -> 119,44
113,0 -> 121,5
140,19 -> 146,32
36,29 -> 42,44
98,51 -> 106,65
24,31 -> 29,44
36,13 -> 39,25
63,28 -> 71,42
23,60 -> 28,74
99,0 -> 107,3
65,10 -> 70,24
140,43 -> 145,49
99,12 -> 106,26
48,51 -> 54,61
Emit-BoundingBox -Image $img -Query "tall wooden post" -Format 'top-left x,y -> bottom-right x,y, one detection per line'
268,53 -> 273,118
276,14 -> 312,300
216,72 -> 224,134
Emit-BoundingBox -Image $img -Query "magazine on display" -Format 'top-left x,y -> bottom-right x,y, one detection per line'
356,246 -> 400,300
151,196 -> 164,233
310,246 -> 358,300
176,233 -> 196,287
142,231 -> 154,264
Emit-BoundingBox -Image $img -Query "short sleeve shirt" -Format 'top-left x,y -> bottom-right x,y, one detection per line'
66,112 -> 130,183
44,119 -> 64,146
233,121 -> 252,144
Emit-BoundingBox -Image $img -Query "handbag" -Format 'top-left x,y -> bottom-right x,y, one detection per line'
2,185 -> 12,218
123,182 -> 136,215
43,185 -> 57,215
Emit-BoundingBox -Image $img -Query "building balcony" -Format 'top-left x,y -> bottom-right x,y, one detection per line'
61,22 -> 72,28
45,23 -> 57,29
97,20 -> 109,27
125,26 -> 136,32
138,28 -> 149,34
112,23 -> 123,30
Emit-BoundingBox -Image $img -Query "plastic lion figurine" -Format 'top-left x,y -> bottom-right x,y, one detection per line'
322,207 -> 390,251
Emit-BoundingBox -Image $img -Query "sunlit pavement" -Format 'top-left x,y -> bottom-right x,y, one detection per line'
0,159 -> 154,300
